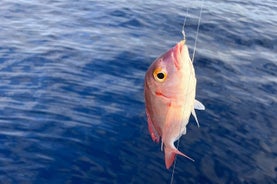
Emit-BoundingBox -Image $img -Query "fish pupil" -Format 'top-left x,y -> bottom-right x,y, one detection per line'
157,73 -> 164,79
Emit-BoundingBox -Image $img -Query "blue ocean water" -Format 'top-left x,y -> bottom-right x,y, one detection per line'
0,0 -> 276,183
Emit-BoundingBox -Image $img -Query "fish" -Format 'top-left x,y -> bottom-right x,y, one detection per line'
144,39 -> 205,169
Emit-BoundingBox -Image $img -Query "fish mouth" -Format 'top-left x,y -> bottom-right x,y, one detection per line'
172,40 -> 185,70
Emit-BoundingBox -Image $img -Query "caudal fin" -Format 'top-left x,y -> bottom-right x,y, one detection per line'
164,145 -> 194,169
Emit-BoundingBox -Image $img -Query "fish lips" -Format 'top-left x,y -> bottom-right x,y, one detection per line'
171,40 -> 186,70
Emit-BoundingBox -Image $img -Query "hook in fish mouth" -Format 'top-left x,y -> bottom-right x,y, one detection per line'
172,40 -> 185,70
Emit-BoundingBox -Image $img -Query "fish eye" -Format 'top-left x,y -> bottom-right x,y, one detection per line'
153,68 -> 167,82
157,73 -> 165,79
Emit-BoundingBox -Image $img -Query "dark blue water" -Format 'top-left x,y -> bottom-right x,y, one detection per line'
0,0 -> 276,183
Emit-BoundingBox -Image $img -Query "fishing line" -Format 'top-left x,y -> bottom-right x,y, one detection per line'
181,8 -> 189,40
192,0 -> 204,63
170,1 -> 204,184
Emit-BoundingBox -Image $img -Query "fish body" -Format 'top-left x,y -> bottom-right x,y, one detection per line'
144,40 -> 204,169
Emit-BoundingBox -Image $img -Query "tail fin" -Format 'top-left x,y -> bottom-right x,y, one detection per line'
164,145 -> 194,169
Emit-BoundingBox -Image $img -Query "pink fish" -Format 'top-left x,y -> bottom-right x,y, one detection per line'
144,40 -> 205,169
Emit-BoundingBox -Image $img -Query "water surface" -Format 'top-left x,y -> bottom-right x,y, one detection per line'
0,0 -> 276,183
